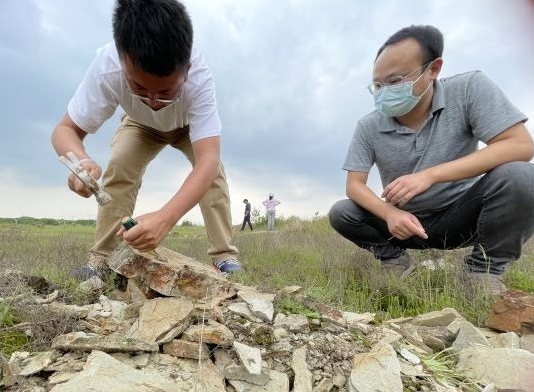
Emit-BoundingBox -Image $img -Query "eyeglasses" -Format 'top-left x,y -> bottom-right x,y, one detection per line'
124,74 -> 186,106
367,61 -> 432,95
128,90 -> 181,105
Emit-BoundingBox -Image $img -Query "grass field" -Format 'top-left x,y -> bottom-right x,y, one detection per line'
1,216 -> 533,326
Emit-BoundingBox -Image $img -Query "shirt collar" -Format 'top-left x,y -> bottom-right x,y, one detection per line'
378,79 -> 446,133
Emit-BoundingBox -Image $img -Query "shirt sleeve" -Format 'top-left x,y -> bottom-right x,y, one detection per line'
187,58 -> 222,143
466,71 -> 528,143
342,121 -> 375,172
67,54 -> 118,134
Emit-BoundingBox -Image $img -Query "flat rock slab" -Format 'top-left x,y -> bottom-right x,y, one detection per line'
456,346 -> 534,391
349,342 -> 403,392
49,350 -> 225,392
162,339 -> 210,360
108,243 -> 235,301
487,290 -> 534,334
138,297 -> 194,344
51,332 -> 158,353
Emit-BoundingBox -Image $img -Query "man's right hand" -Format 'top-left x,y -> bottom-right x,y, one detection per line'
385,207 -> 428,240
67,160 -> 102,198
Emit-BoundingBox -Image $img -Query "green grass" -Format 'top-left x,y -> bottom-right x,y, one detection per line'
0,303 -> 30,357
421,349 -> 481,391
1,216 -> 534,357
276,297 -> 321,319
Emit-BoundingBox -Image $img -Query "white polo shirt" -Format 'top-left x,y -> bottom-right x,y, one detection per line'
67,42 -> 221,143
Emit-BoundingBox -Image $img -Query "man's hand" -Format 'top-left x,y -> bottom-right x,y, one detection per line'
385,208 -> 428,240
67,161 -> 102,198
382,171 -> 433,206
117,210 -> 175,252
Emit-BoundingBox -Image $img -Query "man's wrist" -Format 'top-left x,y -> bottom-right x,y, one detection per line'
381,203 -> 398,221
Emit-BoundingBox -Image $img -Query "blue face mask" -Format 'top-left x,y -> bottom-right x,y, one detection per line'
373,72 -> 432,117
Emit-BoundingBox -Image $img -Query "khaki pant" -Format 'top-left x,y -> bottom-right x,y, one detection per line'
90,115 -> 238,265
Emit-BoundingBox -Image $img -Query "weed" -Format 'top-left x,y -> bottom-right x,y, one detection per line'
422,348 -> 480,391
251,325 -> 275,346
351,330 -> 371,349
276,298 -> 320,319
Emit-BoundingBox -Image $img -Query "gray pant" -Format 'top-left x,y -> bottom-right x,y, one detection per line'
267,211 -> 276,230
329,162 -> 534,274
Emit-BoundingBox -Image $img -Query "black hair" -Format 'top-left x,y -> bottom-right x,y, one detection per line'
243,199 -> 248,203
376,25 -> 443,65
113,0 -> 193,76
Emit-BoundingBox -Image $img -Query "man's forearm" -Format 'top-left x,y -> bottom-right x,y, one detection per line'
51,124 -> 89,158
347,182 -> 396,221
426,127 -> 533,184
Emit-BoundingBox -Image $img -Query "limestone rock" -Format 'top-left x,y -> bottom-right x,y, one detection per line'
410,308 -> 462,327
44,352 -> 88,373
9,351 -> 58,377
51,331 -> 158,353
292,346 -> 313,392
316,303 -> 346,328
312,377 -> 334,392
456,346 -> 534,391
349,342 -> 402,392
137,297 -> 193,344
399,348 -> 420,365
162,339 -> 210,360
343,311 -> 375,326
238,289 -> 276,303
48,372 -> 77,385
274,313 -> 310,333
213,349 -> 270,386
521,334 -> 534,354
247,298 -> 274,322
233,341 -> 262,375
48,350 -> 225,392
229,369 -> 290,392
182,319 -> 235,347
451,320 -> 489,352
108,242 -> 234,300
228,302 -> 263,323
488,332 -> 521,349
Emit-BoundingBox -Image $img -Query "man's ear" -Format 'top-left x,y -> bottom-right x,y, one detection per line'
429,58 -> 443,80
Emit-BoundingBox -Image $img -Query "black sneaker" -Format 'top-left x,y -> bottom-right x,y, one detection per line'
464,271 -> 507,297
381,252 -> 417,280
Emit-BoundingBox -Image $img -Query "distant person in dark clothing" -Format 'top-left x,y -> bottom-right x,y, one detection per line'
241,199 -> 253,231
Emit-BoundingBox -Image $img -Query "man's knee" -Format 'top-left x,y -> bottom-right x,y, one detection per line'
329,199 -> 357,232
489,162 -> 534,200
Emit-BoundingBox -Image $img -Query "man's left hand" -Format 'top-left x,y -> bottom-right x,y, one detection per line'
382,171 -> 433,206
117,210 -> 175,252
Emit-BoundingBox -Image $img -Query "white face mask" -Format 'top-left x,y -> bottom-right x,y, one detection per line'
373,67 -> 432,117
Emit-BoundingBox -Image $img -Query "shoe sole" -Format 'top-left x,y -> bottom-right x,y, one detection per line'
399,264 -> 418,280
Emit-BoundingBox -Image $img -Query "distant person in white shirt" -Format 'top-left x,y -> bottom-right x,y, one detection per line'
51,0 -> 241,277
262,193 -> 281,231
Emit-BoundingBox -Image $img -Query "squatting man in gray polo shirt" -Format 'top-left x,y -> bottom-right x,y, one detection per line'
329,25 -> 534,296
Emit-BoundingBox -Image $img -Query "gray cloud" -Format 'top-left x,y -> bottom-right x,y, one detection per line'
1,0 -> 533,221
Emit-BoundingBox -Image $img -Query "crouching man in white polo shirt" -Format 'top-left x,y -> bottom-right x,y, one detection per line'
52,0 -> 241,278
329,25 -> 534,296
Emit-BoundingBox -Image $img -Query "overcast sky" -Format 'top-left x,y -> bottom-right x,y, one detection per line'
0,0 -> 533,225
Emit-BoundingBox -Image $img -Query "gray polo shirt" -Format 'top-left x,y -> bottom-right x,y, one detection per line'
343,71 -> 528,213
